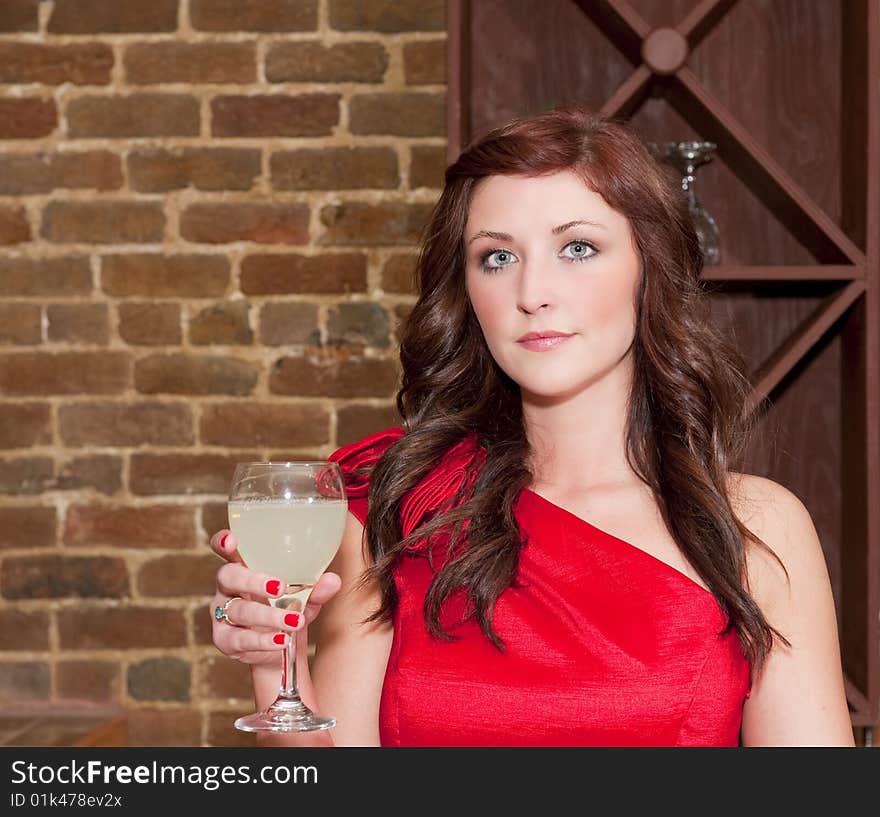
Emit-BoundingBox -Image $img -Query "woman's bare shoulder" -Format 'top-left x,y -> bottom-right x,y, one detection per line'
724,471 -> 826,613
725,474 -> 853,745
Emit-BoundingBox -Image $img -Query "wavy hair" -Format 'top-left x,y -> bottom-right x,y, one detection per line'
359,104 -> 789,676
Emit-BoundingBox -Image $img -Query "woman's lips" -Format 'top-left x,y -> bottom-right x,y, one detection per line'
516,335 -> 573,351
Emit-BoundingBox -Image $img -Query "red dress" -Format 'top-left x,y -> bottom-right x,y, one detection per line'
329,426 -> 752,747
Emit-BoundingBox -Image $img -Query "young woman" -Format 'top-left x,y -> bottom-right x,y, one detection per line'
209,105 -> 854,747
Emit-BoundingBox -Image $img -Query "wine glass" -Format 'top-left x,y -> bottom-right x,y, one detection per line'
227,461 -> 347,732
648,140 -> 722,265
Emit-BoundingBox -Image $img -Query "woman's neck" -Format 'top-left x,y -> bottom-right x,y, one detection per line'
521,359 -> 637,491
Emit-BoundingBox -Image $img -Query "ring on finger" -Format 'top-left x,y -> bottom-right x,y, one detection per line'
214,597 -> 241,625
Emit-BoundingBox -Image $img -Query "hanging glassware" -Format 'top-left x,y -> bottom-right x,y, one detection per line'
648,141 -> 722,265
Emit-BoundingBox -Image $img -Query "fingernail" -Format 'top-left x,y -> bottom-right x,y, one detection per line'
284,613 -> 300,627
219,533 -> 229,549
273,633 -> 286,645
265,580 -> 281,596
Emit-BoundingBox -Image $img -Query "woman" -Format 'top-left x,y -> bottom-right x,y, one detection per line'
209,105 -> 854,746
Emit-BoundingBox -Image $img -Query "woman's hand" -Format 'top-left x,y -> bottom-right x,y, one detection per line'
208,529 -> 343,667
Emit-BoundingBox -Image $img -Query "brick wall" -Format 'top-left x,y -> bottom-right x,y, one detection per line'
0,0 -> 446,746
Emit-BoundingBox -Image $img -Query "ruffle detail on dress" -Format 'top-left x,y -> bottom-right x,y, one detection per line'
327,425 -> 405,498
399,433 -> 487,553
328,425 -> 488,558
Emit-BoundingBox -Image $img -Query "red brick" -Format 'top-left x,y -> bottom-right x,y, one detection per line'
0,403 -> 51,449
270,354 -> 399,398
130,453 -> 258,496
55,455 -> 122,495
128,148 -> 260,193
47,303 -> 109,345
48,0 -> 179,34
64,503 -> 196,549
0,609 -> 50,649
127,708 -> 202,747
350,92 -> 445,136
1,554 -> 129,599
193,603 -> 215,645
392,302 -> 413,344
271,146 -> 398,190
180,203 -> 309,245
381,253 -> 417,293
410,144 -> 446,189
57,660 -> 120,701
134,353 -> 258,396
125,42 -> 255,84
0,206 -> 31,245
0,256 -> 92,296
118,302 -> 181,346
211,94 -> 339,137
0,456 -> 53,495
0,352 -> 130,395
0,303 -> 41,344
0,0 -> 38,32
206,711 -> 257,747
199,654 -> 252,699
258,302 -> 320,347
200,402 -> 329,447
201,502 -> 229,539
42,201 -> 164,244
266,41 -> 387,83
0,98 -> 56,139
319,201 -> 432,246
188,301 -> 252,345
67,94 -> 199,138
191,0 -> 317,31
0,505 -> 56,549
403,39 -> 446,85
0,151 -> 122,196
102,254 -> 229,297
240,253 -> 366,294
137,553 -> 219,597
0,662 -> 49,700
329,0 -> 445,32
337,404 -> 401,446
58,606 -> 187,649
59,401 -> 194,447
128,656 -> 191,701
326,302 -> 391,348
0,42 -> 114,85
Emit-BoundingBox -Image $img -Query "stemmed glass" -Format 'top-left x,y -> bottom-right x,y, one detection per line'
649,140 -> 721,265
227,461 -> 347,732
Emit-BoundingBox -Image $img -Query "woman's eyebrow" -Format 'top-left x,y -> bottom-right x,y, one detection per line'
466,219 -> 607,245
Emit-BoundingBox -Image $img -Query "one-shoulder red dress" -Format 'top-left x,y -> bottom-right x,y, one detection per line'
328,426 -> 752,747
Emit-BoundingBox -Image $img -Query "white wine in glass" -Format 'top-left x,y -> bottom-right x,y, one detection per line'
227,461 -> 347,732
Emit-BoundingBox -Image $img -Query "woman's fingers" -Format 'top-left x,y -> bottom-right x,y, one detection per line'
216,562 -> 285,601
214,596 -> 305,633
219,625 -> 290,655
209,529 -> 244,564
302,572 -> 342,625
211,565 -> 341,666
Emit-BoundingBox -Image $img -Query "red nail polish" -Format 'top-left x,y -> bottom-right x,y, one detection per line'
219,533 -> 229,549
273,633 -> 286,645
265,580 -> 281,596
284,613 -> 300,627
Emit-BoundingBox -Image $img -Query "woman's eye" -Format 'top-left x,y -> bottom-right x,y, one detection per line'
480,249 -> 515,269
563,240 -> 598,261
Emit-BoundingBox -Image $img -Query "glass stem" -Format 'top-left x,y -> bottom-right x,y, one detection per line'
278,635 -> 299,700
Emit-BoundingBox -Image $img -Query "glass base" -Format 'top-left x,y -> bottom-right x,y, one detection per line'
234,698 -> 336,733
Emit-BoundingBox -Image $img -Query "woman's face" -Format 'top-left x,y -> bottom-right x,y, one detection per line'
464,170 -> 642,401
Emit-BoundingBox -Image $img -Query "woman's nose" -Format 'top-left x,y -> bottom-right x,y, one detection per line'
516,264 -> 551,314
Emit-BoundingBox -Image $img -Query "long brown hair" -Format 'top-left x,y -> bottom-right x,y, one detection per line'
359,104 -> 788,676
